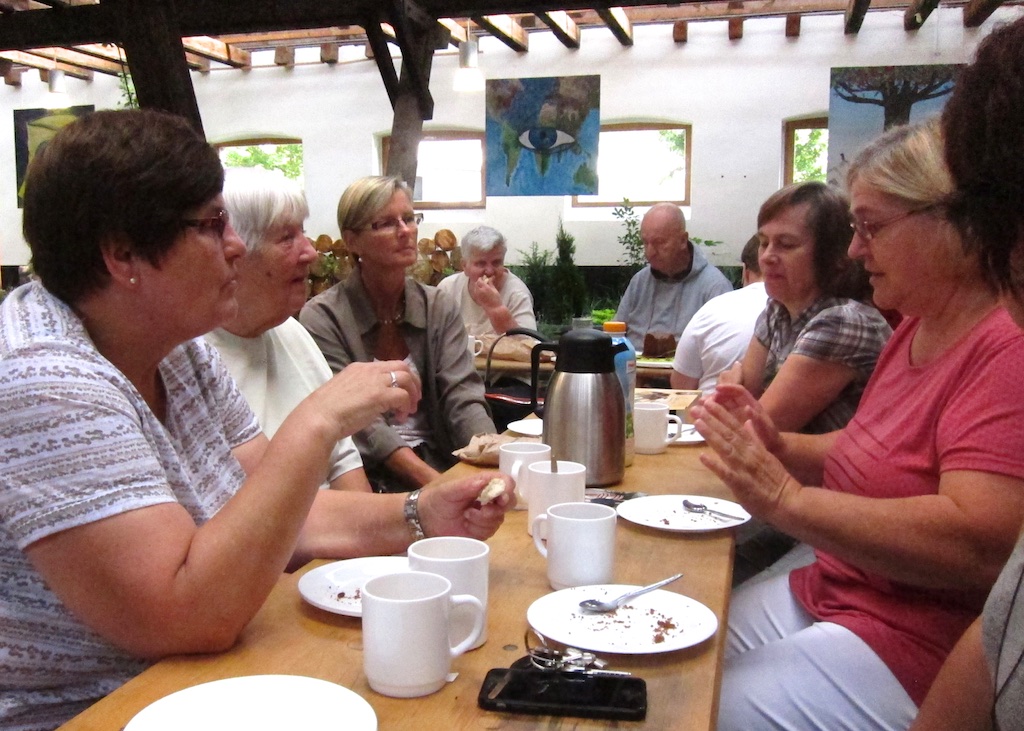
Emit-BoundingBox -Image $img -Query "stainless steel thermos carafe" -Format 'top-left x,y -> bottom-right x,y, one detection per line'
530,329 -> 627,486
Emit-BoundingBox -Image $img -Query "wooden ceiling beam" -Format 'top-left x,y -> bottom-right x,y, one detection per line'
904,0 -> 940,28
728,16 -> 744,38
963,0 -> 1005,26
537,10 -> 580,48
106,0 -> 203,134
471,14 -> 528,51
438,18 -> 469,45
0,56 -> 23,85
182,36 -> 250,67
844,0 -> 872,33
0,48 -> 91,77
672,19 -> 688,42
596,6 -> 633,45
785,13 -> 802,35
23,44 -> 120,74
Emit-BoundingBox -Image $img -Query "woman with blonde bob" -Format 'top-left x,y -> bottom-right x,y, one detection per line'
300,176 -> 495,492
912,15 -> 1024,731
695,117 -> 1024,731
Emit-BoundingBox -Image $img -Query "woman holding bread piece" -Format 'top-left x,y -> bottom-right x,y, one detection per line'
0,110 -> 513,731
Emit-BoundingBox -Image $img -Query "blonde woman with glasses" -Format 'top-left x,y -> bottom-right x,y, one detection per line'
300,176 -> 495,493
694,117 -> 1024,731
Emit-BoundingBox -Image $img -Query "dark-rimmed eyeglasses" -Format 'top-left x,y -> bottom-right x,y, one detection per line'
850,205 -> 934,242
183,209 -> 229,238
366,212 -> 423,234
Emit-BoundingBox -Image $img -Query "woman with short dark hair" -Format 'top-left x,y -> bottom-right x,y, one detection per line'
0,110 -> 512,731
724,180 -> 891,434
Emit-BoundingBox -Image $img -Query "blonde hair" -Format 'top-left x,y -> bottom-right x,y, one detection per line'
846,117 -> 953,209
336,175 -> 412,234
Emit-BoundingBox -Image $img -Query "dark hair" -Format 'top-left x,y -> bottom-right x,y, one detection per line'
942,17 -> 1024,296
757,181 -> 868,300
23,108 -> 224,304
741,234 -> 760,273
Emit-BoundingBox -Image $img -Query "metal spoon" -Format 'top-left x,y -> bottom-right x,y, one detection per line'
577,573 -> 684,614
682,499 -> 744,522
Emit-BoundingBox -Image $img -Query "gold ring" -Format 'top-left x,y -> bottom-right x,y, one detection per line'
389,371 -> 398,388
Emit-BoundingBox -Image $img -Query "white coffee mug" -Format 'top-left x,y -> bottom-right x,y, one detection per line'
362,571 -> 484,698
498,441 -> 552,510
468,335 -> 484,357
525,460 -> 586,536
532,502 -> 617,589
408,536 -> 490,650
634,402 -> 684,454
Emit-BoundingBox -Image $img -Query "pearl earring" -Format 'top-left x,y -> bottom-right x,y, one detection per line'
129,277 -> 137,285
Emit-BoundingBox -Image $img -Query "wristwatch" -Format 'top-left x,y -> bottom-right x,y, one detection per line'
404,488 -> 425,542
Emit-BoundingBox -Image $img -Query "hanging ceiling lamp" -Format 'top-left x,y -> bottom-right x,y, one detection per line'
47,68 -> 66,94
453,34 -> 484,93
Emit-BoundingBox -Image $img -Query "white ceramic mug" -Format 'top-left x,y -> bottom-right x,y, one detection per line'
532,502 -> 617,589
525,460 -> 586,536
498,441 -> 552,510
362,571 -> 484,698
408,536 -> 490,650
468,335 -> 484,357
634,402 -> 684,454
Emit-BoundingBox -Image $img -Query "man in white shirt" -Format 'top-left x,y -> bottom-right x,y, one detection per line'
671,235 -> 766,395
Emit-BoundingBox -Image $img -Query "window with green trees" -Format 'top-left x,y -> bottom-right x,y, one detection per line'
216,138 -> 304,182
784,117 -> 828,185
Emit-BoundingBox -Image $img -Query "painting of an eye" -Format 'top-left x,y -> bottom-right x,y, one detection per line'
518,127 -> 575,152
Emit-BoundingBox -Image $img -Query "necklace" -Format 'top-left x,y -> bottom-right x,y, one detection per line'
376,295 -> 405,326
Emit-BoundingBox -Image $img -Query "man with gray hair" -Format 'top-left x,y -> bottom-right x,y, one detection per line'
615,202 -> 732,352
436,224 -> 537,337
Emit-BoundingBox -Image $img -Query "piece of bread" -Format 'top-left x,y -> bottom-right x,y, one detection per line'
434,229 -> 458,251
643,331 -> 678,358
477,477 -> 506,505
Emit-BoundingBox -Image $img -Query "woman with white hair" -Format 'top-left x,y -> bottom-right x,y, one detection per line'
436,224 -> 536,337
206,168 -> 372,492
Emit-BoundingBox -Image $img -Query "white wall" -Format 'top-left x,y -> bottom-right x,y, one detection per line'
1,6 -> 1020,269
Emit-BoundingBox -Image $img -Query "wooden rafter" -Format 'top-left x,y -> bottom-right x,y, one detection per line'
537,10 -> 580,47
844,0 -> 872,32
0,48 -> 92,77
596,6 -> 633,45
471,14 -> 528,51
182,36 -> 250,67
904,0 -> 940,28
963,0 -> 1005,26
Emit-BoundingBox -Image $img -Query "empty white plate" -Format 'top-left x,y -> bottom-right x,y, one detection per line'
124,675 -> 376,731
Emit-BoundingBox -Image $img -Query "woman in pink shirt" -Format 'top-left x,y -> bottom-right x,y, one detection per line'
694,117 -> 1024,730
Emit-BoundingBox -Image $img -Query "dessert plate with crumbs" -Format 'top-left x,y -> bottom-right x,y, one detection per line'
298,556 -> 409,617
527,585 -> 718,654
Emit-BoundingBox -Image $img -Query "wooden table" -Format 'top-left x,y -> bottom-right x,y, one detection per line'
58,447 -> 736,731
477,356 -> 678,388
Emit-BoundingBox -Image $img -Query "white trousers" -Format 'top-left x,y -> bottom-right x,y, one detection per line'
717,573 -> 918,731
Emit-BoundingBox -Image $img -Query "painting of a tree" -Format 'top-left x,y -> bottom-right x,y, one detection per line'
832,65 -> 958,129
826,63 -> 960,186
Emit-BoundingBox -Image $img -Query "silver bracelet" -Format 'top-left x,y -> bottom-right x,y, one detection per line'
404,488 -> 425,542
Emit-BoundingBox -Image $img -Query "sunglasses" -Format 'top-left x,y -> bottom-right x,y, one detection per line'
183,209 -> 229,238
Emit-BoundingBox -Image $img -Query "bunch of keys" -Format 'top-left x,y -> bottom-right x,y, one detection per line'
523,629 -> 632,677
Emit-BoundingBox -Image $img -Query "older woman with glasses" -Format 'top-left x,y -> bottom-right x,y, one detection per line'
0,111 -> 513,731
694,117 -> 1024,731
912,16 -> 1024,731
206,168 -> 372,493
300,176 -> 495,493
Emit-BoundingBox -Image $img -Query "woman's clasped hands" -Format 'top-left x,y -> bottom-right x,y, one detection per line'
691,383 -> 800,522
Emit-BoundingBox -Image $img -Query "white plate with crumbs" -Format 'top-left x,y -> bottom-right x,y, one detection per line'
124,675 -> 376,731
527,585 -> 717,654
616,494 -> 750,532
507,418 -> 543,437
298,556 -> 409,617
